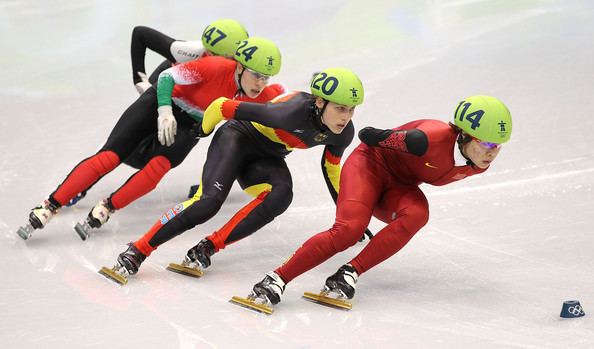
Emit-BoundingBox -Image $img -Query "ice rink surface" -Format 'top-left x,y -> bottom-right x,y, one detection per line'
1,0 -> 593,348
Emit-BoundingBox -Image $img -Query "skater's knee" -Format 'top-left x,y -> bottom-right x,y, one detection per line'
93,150 -> 120,173
145,156 -> 171,181
330,220 -> 366,251
267,183 -> 293,215
186,196 -> 224,222
400,207 -> 429,233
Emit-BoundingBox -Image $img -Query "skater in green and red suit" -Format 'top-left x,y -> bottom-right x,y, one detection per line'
66,19 -> 250,207
18,35 -> 284,241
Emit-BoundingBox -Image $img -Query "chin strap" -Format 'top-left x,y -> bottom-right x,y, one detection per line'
456,132 -> 476,166
234,64 -> 246,98
312,99 -> 329,130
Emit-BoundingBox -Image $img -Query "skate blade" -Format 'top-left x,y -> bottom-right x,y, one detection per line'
302,291 -> 352,310
16,224 -> 34,240
230,296 -> 273,315
98,266 -> 128,285
166,263 -> 204,277
73,221 -> 90,241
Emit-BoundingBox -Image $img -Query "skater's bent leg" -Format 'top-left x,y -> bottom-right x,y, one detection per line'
207,157 -> 293,251
208,182 -> 293,251
109,127 -> 198,209
275,199 -> 373,283
50,89 -> 160,206
109,155 -> 171,209
50,150 -> 120,206
349,187 -> 429,274
134,195 -> 226,256
134,127 -> 246,256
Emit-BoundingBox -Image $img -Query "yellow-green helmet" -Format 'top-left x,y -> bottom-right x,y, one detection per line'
234,37 -> 281,76
201,19 -> 249,57
454,95 -> 512,144
310,68 -> 364,107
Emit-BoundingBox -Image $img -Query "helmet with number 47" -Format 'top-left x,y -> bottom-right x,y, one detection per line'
201,19 -> 249,57
234,37 -> 282,76
310,68 -> 364,107
454,95 -> 512,144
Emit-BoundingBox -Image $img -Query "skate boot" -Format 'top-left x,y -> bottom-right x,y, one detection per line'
303,264 -> 358,310
230,271 -> 286,315
167,238 -> 215,277
73,199 -> 115,240
99,243 -> 146,285
324,264 -> 358,299
17,200 -> 59,240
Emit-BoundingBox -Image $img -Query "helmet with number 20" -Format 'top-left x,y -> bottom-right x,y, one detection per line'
454,95 -> 512,144
310,68 -> 364,107
234,37 -> 282,76
201,19 -> 249,57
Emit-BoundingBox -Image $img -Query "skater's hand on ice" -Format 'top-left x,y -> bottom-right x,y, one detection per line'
135,72 -> 152,94
157,105 -> 177,146
201,97 -> 229,135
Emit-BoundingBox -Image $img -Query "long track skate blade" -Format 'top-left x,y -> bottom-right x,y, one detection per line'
98,266 -> 128,285
303,291 -> 352,310
166,263 -> 204,277
230,296 -> 273,315
16,224 -> 34,240
73,221 -> 90,241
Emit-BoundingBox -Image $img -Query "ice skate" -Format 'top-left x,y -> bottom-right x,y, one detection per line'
74,199 -> 114,240
167,238 -> 214,278
99,243 -> 146,285
16,200 -> 59,240
302,264 -> 358,310
230,272 -> 285,315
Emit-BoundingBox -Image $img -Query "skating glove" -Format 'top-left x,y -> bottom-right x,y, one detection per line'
201,97 -> 229,136
135,72 -> 152,94
157,105 -> 177,146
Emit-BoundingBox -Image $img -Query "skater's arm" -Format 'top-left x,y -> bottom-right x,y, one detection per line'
201,92 -> 307,135
155,60 -> 205,107
358,126 -> 428,156
131,26 -> 176,84
320,147 -> 342,203
321,125 -> 353,203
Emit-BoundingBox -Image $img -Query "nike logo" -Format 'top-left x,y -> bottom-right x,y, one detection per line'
424,162 -> 438,169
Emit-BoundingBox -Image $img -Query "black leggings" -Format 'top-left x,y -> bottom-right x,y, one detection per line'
102,87 -> 198,167
144,121 -> 293,248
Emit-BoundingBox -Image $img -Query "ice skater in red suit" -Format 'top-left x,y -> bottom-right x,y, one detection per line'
245,95 -> 514,307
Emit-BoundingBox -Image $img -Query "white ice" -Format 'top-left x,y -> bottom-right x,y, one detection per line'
1,1 -> 593,348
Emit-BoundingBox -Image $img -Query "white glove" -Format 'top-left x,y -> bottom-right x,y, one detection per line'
135,72 -> 152,94
157,105 -> 177,146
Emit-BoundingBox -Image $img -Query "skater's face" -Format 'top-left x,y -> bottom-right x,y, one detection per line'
317,98 -> 355,134
237,65 -> 269,98
462,135 -> 502,169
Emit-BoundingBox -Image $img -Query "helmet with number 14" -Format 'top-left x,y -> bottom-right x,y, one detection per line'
454,95 -> 512,144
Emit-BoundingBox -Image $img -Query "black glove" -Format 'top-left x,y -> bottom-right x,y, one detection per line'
358,126 -> 393,146
190,122 -> 210,139
359,228 -> 374,242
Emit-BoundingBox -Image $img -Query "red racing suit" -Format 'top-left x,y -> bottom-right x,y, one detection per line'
275,119 -> 488,282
